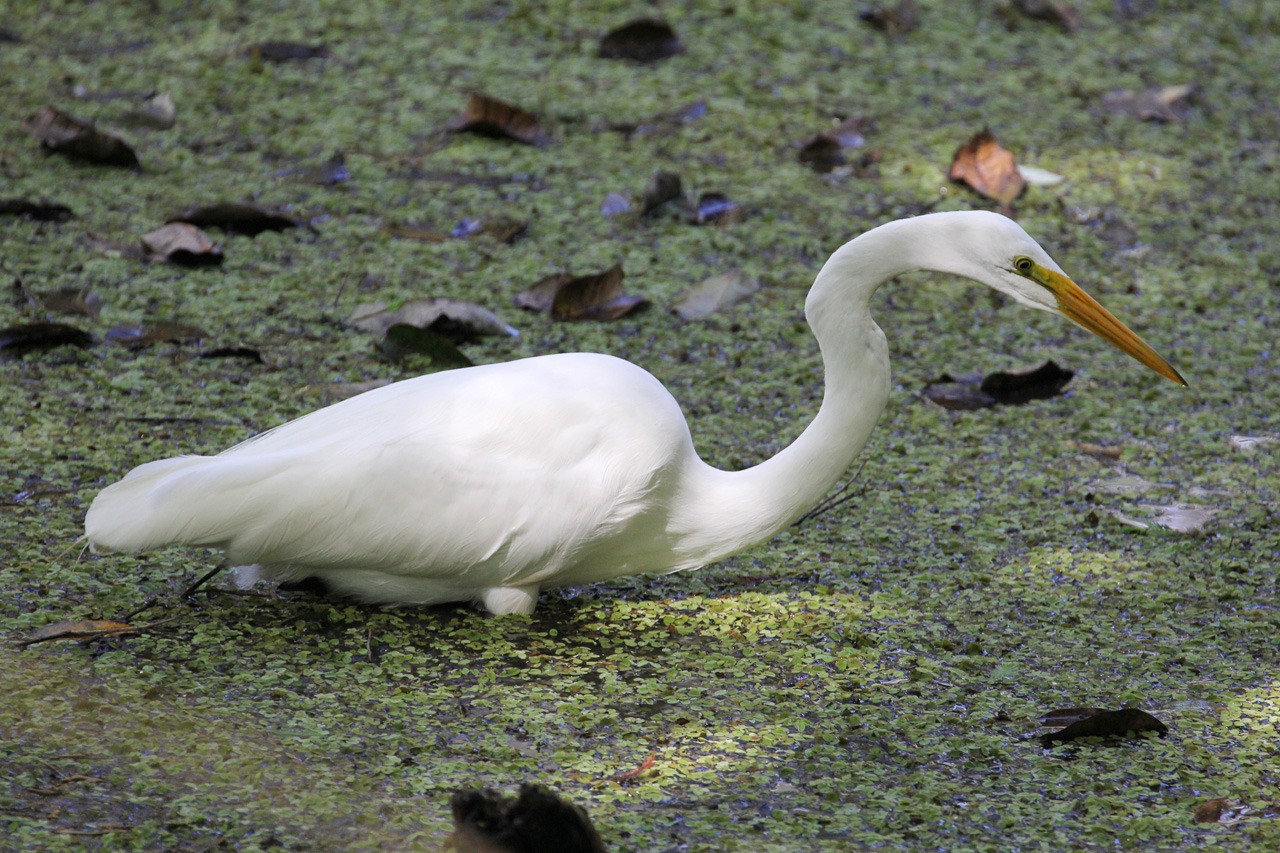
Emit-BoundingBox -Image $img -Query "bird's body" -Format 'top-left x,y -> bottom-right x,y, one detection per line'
86,212 -> 1184,614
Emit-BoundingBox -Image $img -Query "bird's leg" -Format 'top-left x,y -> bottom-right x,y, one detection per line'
480,585 -> 540,615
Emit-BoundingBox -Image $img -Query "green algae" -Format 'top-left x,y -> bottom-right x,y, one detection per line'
3,0 -> 1280,849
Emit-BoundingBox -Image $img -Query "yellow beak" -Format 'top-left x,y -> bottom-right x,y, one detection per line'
1028,263 -> 1187,386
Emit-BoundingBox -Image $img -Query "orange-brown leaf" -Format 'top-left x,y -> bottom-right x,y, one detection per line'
948,129 -> 1025,207
22,619 -> 138,647
449,92 -> 550,147
612,753 -> 657,782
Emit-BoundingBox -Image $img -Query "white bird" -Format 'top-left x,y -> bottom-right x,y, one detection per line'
85,212 -> 1186,615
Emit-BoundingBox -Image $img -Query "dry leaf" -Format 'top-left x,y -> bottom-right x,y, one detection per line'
0,198 -> 74,222
1229,434 -> 1279,452
383,216 -> 526,244
1067,440 -> 1123,460
641,171 -> 683,216
448,92 -> 551,147
611,753 -> 657,782
1101,84 -> 1194,122
247,41 -> 330,62
170,203 -> 299,236
690,192 -> 743,226
949,128 -> 1025,208
20,619 -> 138,647
515,265 -> 649,322
922,381 -> 996,410
1106,503 -> 1217,532
346,298 -> 518,340
672,271 -> 760,320
24,285 -> 103,319
979,360 -> 1074,404
1040,707 -> 1106,728
859,0 -> 920,35
1012,0 -> 1080,32
118,91 -> 176,130
1192,798 -> 1252,825
1040,707 -> 1167,746
598,19 -> 683,62
0,322 -> 93,357
448,785 -> 605,853
141,223 -> 223,266
798,117 -> 871,173
23,105 -> 140,168
106,321 -> 207,349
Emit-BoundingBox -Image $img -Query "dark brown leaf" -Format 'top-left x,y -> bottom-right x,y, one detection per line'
1040,707 -> 1106,727
1012,0 -> 1080,31
798,115 -> 870,172
248,41 -> 330,62
0,27 -> 21,43
949,128 -> 1025,208
449,785 -> 605,853
23,106 -> 140,168
641,171 -> 683,216
1040,708 -> 1167,746
598,19 -> 683,62
1192,798 -> 1253,825
383,216 -> 526,244
0,322 -> 93,356
198,346 -> 263,363
141,223 -> 224,266
448,92 -> 551,147
922,380 -> 996,410
106,321 -> 207,349
378,324 -> 473,368
0,198 -> 74,222
515,266 -> 649,322
20,619 -> 138,647
859,0 -> 920,35
514,274 -> 574,313
170,203 -> 299,236
1101,84 -> 1194,122
690,192 -> 743,226
979,359 -> 1074,404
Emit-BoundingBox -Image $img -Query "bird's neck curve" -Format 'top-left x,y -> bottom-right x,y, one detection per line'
669,216 -> 958,566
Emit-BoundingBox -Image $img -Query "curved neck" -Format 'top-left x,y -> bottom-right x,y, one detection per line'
669,215 -> 968,565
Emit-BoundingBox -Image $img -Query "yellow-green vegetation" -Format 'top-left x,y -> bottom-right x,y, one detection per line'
2,1 -> 1278,849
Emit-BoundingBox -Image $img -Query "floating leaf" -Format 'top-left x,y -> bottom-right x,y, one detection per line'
1192,798 -> 1252,825
278,150 -> 350,186
1011,0 -> 1080,32
922,380 -> 996,410
598,19 -> 683,62
198,346 -> 263,363
1230,434 -> 1279,452
1040,707 -> 1105,728
118,90 -> 176,130
859,0 -> 920,35
515,265 -> 649,322
141,223 -> 224,266
690,192 -> 743,226
247,41 -> 330,62
1102,84 -> 1194,122
949,128 -> 1025,208
1040,707 -> 1167,746
1066,440 -> 1123,460
449,785 -> 605,853
641,171 -> 683,216
379,323 -> 473,368
20,619 -> 138,647
0,198 -> 74,222
798,116 -> 869,173
106,321 -> 207,349
23,105 -> 140,168
1107,503 -> 1218,532
979,360 -> 1074,404
611,753 -> 657,782
170,203 -> 299,236
448,92 -> 550,147
0,322 -> 93,356
346,298 -> 518,341
673,271 -> 760,320
23,285 -> 103,319
384,216 -> 526,244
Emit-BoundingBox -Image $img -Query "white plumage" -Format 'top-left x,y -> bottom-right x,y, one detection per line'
85,212 -> 1184,614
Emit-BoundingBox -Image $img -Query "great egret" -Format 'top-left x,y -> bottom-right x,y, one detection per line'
85,211 -> 1185,615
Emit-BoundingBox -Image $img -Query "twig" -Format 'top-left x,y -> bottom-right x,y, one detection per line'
792,458 -> 870,527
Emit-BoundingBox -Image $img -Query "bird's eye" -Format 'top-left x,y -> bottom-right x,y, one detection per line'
1012,256 -> 1035,275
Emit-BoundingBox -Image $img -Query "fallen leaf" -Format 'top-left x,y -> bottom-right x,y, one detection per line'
1091,474 -> 1170,495
1067,440 -> 1123,460
170,203 -> 299,236
672,271 -> 760,320
118,90 -> 176,130
1040,707 -> 1106,727
598,19 -> 683,62
247,41 -> 330,62
449,785 -> 605,853
23,105 -> 140,168
198,346 -> 264,363
1011,0 -> 1080,32
1229,434 -> 1279,452
20,619 -> 138,647
979,359 -> 1074,404
1101,84 -> 1194,122
798,116 -> 870,172
1151,504 -> 1218,533
378,324 -> 473,368
641,171 -> 684,216
106,321 -> 207,349
346,298 -> 519,341
515,265 -> 649,322
141,223 -> 224,266
383,216 -> 526,244
1193,798 -> 1242,825
23,285 -> 103,319
690,192 -> 743,225
0,322 -> 93,356
1040,707 -> 1167,746
859,0 -> 920,35
448,92 -> 550,147
949,128 -> 1025,208
611,753 -> 657,782
0,198 -> 74,222
922,381 -> 996,410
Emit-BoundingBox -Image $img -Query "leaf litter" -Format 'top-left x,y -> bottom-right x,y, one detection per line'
346,298 -> 519,341
448,92 -> 551,147
598,19 -> 683,62
948,128 -> 1025,210
515,265 -> 648,321
1039,707 -> 1168,746
672,271 -> 760,320
23,105 -> 140,168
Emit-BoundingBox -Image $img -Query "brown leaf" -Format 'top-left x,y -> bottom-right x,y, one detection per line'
0,322 -> 93,356
23,106 -> 140,168
641,171 -> 684,216
1192,798 -> 1251,825
859,0 -> 920,35
1101,84 -> 1194,122
672,271 -> 760,320
379,324 -> 472,368
949,128 -> 1026,207
448,92 -> 550,147
106,321 -> 207,349
0,198 -> 74,222
20,619 -> 139,647
346,298 -> 518,341
170,203 -> 299,236
515,265 -> 649,322
247,41 -> 330,62
922,380 -> 996,410
611,753 -> 657,782
1067,440 -> 1123,460
690,192 -> 743,226
979,359 -> 1074,404
598,19 -> 683,62
1040,707 -> 1167,746
25,286 -> 103,319
1012,0 -> 1080,31
141,223 -> 224,266
621,99 -> 708,139
449,785 -> 605,853
284,150 -> 350,185
383,216 -> 526,244
798,115 -> 870,172
1040,707 -> 1106,727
